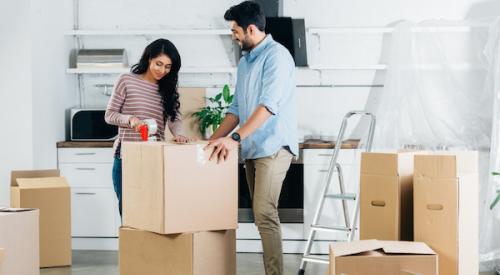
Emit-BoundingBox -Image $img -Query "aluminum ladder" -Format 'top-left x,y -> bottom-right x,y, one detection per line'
298,111 -> 376,275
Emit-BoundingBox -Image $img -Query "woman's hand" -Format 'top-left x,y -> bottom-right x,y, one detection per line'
173,135 -> 194,144
129,117 -> 145,132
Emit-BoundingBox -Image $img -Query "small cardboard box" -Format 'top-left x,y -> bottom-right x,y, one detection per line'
122,141 -> 238,234
414,152 -> 478,275
0,208 -> 40,275
329,239 -> 438,275
360,152 -> 417,241
119,227 -> 236,275
10,170 -> 72,267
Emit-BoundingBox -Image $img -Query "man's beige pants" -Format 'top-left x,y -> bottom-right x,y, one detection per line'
244,148 -> 293,275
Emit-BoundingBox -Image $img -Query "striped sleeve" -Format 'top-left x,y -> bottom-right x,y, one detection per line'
105,74 -> 133,128
167,111 -> 184,137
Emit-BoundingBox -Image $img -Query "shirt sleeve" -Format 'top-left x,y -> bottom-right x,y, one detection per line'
105,74 -> 133,128
226,89 -> 240,117
258,50 -> 294,115
167,111 -> 185,137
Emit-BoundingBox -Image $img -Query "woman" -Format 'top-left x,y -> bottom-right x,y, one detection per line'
105,38 -> 189,216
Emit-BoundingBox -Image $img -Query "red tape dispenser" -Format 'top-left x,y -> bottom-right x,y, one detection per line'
139,119 -> 158,141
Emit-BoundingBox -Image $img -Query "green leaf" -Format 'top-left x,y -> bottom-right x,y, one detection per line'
492,171 -> 500,176
490,193 -> 500,210
214,93 -> 222,102
223,85 -> 230,103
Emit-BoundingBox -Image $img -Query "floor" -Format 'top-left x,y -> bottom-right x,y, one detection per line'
40,251 -> 328,275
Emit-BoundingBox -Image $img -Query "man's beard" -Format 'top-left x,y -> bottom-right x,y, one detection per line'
240,35 -> 253,51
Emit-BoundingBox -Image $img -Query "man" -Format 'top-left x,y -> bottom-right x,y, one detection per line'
205,1 -> 298,275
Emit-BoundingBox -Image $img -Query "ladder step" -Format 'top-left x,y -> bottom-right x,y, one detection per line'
311,224 -> 352,232
302,255 -> 329,265
324,193 -> 356,200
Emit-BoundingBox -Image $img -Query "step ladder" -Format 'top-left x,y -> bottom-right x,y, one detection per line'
298,111 -> 376,275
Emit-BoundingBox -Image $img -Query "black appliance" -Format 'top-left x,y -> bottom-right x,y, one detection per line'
70,109 -> 118,141
238,160 -> 304,223
265,17 -> 308,66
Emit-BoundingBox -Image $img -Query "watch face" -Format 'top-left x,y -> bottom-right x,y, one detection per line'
232,132 -> 240,141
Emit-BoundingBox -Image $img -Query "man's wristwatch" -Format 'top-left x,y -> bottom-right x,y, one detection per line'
231,132 -> 241,142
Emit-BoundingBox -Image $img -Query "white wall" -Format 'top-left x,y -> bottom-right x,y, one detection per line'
0,0 -> 33,205
31,0 -> 76,169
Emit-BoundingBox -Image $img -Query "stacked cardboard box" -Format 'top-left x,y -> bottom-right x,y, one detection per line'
120,141 -> 238,275
360,152 -> 417,241
10,170 -> 72,268
0,208 -> 39,275
414,152 -> 478,275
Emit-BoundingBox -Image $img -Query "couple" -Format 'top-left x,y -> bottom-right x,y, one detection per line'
105,2 -> 297,275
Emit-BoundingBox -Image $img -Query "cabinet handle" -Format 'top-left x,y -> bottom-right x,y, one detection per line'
75,192 -> 96,195
76,167 -> 96,171
318,154 -> 334,157
75,152 -> 96,156
318,169 -> 329,173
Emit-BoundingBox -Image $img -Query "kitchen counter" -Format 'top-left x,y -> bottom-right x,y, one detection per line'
57,139 -> 360,149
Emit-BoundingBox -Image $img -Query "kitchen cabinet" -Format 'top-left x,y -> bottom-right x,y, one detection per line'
57,146 -> 120,238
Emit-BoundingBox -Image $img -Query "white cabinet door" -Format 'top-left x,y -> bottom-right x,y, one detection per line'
60,163 -> 114,188
71,188 -> 120,237
303,149 -> 361,241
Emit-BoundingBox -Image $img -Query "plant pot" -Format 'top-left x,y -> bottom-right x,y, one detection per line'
203,127 -> 213,140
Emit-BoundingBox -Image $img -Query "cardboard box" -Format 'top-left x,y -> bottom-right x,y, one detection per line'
119,227 -> 236,275
0,208 -> 40,275
360,152 -> 416,241
0,248 -> 4,275
414,152 -> 478,275
122,141 -> 238,234
329,239 -> 438,275
10,170 -> 72,267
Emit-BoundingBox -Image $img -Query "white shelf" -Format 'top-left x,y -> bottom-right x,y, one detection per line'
308,25 -> 488,35
65,29 -> 232,36
307,65 -> 387,70
66,67 -> 237,74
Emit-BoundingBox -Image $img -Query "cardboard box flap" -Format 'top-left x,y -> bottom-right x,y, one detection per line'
381,241 -> 436,255
414,152 -> 478,178
361,152 -> 415,176
15,177 -> 69,189
330,240 -> 383,257
11,170 -> 60,187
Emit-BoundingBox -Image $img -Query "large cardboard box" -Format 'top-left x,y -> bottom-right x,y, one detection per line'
360,152 -> 416,241
0,208 -> 39,275
119,227 -> 236,275
414,152 -> 478,275
10,170 -> 72,267
329,239 -> 438,275
122,141 -> 238,234
0,248 -> 4,275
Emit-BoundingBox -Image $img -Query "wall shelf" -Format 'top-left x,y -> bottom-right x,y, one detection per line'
66,67 -> 237,74
65,29 -> 232,36
308,25 -> 488,35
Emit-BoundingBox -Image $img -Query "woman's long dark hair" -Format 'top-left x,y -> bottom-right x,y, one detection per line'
131,39 -> 181,122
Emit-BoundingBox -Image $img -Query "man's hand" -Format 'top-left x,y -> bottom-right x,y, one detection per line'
204,137 -> 238,163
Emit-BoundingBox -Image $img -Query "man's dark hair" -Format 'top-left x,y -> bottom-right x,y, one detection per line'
224,1 -> 266,32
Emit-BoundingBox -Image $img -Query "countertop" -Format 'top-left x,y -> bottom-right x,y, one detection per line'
57,139 -> 360,149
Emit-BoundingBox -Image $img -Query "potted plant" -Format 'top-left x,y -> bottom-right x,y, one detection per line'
192,84 -> 233,139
